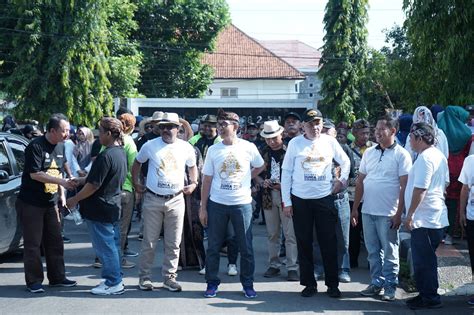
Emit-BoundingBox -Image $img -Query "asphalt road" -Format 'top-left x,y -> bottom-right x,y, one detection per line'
0,218 -> 471,314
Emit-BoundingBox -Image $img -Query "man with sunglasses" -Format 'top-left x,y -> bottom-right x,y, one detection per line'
281,109 -> 350,298
132,112 -> 198,293
199,109 -> 265,299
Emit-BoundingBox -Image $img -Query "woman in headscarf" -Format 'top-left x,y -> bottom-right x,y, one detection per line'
405,106 -> 449,161
177,118 -> 206,273
396,114 -> 413,147
437,105 -> 474,245
73,126 -> 94,177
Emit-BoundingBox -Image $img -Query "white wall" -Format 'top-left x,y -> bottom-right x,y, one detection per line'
205,79 -> 301,100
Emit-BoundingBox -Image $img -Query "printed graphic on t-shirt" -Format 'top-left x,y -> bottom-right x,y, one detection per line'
219,152 -> 243,190
270,157 -> 281,181
301,144 -> 327,181
44,159 -> 60,194
156,149 -> 180,190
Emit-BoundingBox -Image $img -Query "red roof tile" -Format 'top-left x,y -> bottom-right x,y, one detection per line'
259,40 -> 321,70
202,25 -> 305,80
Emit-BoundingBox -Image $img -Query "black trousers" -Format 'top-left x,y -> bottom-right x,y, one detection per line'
292,194 -> 339,288
467,219 -> 474,273
349,201 -> 363,267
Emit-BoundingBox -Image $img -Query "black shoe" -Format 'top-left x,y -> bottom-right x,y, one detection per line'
62,236 -> 71,244
407,296 -> 443,310
406,294 -> 423,306
49,278 -> 77,287
301,286 -> 317,297
263,267 -> 280,278
327,287 -> 341,298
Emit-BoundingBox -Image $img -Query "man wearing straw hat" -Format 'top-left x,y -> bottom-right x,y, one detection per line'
256,120 -> 299,282
132,112 -> 198,293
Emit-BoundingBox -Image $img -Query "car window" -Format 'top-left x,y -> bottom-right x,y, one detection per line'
6,138 -> 26,173
0,142 -> 12,176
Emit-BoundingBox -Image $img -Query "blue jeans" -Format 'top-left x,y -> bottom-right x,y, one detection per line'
411,227 -> 444,303
205,200 -> 254,287
226,221 -> 239,265
362,213 -> 399,288
87,220 -> 122,286
314,192 -> 350,274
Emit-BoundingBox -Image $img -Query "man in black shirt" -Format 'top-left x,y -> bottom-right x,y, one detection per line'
193,114 -> 220,160
16,113 -> 77,293
67,117 -> 127,295
283,112 -> 302,145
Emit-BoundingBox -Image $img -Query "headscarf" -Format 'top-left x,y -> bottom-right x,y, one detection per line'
430,105 -> 444,123
413,106 -> 437,129
73,126 -> 93,169
397,114 -> 413,147
437,105 -> 471,154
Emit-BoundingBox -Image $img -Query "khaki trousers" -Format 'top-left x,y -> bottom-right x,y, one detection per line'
138,192 -> 184,281
264,190 -> 298,271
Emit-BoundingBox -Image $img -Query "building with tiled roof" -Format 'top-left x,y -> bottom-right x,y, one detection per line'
202,24 -> 306,100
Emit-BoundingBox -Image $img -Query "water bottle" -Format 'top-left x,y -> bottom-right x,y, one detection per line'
70,206 -> 84,225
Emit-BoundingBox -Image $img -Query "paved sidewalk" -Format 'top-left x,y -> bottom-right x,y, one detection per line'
0,219 -> 472,314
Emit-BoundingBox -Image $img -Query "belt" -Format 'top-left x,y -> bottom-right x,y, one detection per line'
146,188 -> 182,200
333,192 -> 346,200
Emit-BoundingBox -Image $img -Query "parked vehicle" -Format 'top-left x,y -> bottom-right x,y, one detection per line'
0,132 -> 28,254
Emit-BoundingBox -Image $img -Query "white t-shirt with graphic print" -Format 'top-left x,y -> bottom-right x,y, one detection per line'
459,155 -> 474,220
136,137 -> 196,195
202,138 -> 264,206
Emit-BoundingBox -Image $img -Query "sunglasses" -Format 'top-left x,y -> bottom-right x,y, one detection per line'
218,120 -> 236,128
158,124 -> 177,131
145,124 -> 153,130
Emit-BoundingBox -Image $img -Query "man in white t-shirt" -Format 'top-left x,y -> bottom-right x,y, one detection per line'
351,115 -> 411,301
199,109 -> 265,299
404,122 -> 449,310
281,108 -> 350,298
131,112 -> 198,293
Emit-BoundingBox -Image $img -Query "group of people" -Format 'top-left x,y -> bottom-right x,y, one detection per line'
13,104 -> 474,310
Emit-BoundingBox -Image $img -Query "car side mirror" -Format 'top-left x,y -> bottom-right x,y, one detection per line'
0,169 -> 10,184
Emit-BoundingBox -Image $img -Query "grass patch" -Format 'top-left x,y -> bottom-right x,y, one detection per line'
399,259 -> 417,292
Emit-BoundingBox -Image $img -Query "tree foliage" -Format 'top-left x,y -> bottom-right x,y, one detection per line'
0,0 -> 141,126
402,0 -> 474,105
318,0 -> 369,123
132,0 -> 230,98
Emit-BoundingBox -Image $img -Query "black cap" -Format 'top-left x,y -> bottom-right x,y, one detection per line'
302,109 -> 323,123
323,119 -> 335,129
284,112 -> 302,122
201,114 -> 217,124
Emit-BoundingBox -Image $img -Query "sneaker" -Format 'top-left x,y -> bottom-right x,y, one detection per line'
314,271 -> 325,281
327,287 -> 341,298
49,278 -> 77,287
138,234 -> 143,241
92,257 -> 102,268
301,286 -> 317,297
163,279 -> 182,292
91,281 -> 124,295
204,283 -> 218,298
338,271 -> 351,283
467,296 -> 474,305
382,286 -> 396,301
444,235 -> 453,245
243,286 -> 257,298
62,236 -> 71,244
123,248 -> 139,257
287,270 -> 299,282
121,258 -> 136,269
138,279 -> 153,291
199,267 -> 206,275
27,283 -> 45,293
263,267 -> 280,278
360,284 -> 382,296
63,214 -> 74,221
227,264 -> 238,276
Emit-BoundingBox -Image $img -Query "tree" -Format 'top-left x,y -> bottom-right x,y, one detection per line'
403,0 -> 474,105
0,0 -> 141,126
132,0 -> 230,98
318,0 -> 369,123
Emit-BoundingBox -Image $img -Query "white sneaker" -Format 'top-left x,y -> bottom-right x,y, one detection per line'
199,267 -> 206,275
91,281 -> 125,295
227,264 -> 238,276
444,235 -> 453,245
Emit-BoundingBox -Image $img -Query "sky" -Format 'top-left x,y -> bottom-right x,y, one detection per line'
226,0 -> 406,50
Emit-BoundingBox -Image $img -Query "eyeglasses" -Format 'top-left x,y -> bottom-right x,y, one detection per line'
218,120 -> 236,128
145,124 -> 153,130
158,124 -> 177,131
